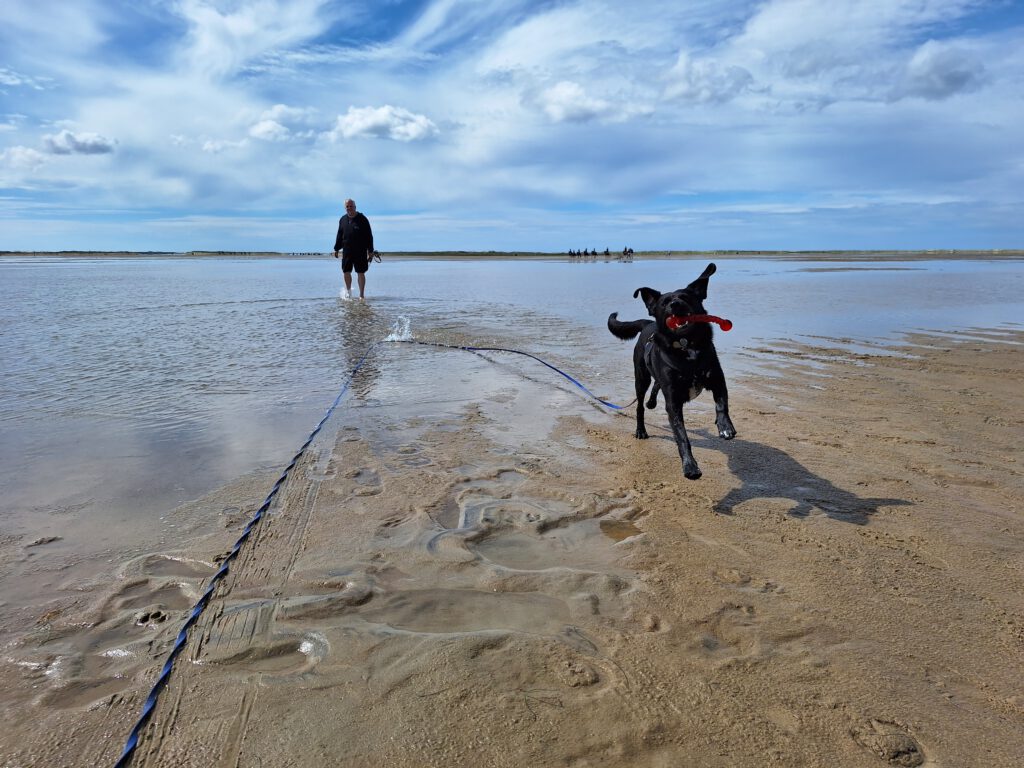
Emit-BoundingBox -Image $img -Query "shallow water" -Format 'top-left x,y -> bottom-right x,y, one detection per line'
1,255 -> 1021,615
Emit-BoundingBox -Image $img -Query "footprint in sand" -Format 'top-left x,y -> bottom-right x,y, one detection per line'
396,444 -> 433,468
277,581 -> 374,621
693,603 -> 761,662
710,567 -> 785,595
37,675 -> 135,710
204,633 -> 328,678
132,553 -> 216,580
347,467 -> 383,496
135,608 -> 169,626
711,567 -> 752,587
851,719 -> 926,766
31,617 -> 160,710
557,659 -> 601,688
112,579 -> 194,613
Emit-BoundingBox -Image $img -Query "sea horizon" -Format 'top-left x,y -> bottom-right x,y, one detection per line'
4,248 -> 1024,259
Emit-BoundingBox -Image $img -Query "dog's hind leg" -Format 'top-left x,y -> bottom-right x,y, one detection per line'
665,395 -> 701,480
705,360 -> 736,439
646,383 -> 659,409
634,369 -> 651,439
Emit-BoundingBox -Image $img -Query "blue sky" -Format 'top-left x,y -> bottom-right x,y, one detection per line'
1,0 -> 1022,252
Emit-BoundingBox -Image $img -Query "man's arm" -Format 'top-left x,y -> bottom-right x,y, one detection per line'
333,218 -> 344,254
363,214 -> 374,254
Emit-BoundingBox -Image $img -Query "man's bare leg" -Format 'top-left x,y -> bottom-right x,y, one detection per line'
357,272 -> 366,299
342,271 -> 352,297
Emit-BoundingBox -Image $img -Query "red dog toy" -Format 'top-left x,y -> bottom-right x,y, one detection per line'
666,314 -> 733,332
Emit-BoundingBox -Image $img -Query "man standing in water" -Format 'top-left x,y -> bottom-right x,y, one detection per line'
333,198 -> 375,300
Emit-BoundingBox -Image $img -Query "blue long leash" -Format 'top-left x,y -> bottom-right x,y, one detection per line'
390,338 -> 628,410
113,337 -> 627,766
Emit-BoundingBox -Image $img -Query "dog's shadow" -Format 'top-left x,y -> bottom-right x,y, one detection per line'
679,429 -> 912,525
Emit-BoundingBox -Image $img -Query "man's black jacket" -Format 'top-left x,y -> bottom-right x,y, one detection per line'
334,212 -> 374,256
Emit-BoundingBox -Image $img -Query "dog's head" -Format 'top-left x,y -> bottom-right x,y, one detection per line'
633,263 -> 717,340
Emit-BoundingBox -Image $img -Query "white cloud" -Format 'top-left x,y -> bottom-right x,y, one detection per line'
717,0 -> 993,105
249,119 -> 290,141
42,129 -> 116,155
248,103 -> 319,141
0,66 -> 48,89
327,106 -> 439,142
528,80 -> 655,123
202,138 -> 248,153
177,0 -> 332,79
1,117 -> 23,133
535,81 -> 614,123
0,145 -> 47,170
260,104 -> 317,124
896,40 -> 987,100
664,53 -> 754,103
733,0 -> 984,67
1,1 -> 109,59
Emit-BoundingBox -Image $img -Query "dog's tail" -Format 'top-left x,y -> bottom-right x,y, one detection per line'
608,312 -> 650,340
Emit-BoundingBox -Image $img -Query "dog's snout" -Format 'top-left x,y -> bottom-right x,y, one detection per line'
668,298 -> 692,315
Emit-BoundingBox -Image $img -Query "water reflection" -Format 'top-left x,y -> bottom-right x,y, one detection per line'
329,299 -> 387,400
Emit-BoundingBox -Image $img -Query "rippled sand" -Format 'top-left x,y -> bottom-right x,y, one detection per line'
2,324 -> 1022,767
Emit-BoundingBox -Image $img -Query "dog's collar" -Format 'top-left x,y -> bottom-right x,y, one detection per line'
659,337 -> 698,353
647,336 -> 701,360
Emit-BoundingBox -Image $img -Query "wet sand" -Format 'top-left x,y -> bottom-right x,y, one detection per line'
1,328 -> 1022,766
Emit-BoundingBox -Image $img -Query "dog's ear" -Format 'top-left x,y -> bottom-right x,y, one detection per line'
685,262 -> 717,300
633,287 -> 662,315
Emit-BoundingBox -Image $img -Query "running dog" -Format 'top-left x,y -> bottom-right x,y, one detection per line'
607,263 -> 736,480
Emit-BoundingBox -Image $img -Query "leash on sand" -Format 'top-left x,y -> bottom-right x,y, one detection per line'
389,338 -> 634,410
112,337 -> 631,767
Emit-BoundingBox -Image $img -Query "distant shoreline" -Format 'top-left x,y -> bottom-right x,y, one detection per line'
2,249 -> 1023,261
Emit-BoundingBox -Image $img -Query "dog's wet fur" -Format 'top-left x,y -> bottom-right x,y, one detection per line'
607,262 -> 736,480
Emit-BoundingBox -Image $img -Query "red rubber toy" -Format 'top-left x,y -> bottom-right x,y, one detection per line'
666,314 -> 733,331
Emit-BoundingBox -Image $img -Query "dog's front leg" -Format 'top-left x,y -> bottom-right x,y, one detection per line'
706,364 -> 736,439
646,383 -> 660,409
665,396 -> 701,479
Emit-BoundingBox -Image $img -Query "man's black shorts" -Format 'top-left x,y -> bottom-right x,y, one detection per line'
341,252 -> 368,273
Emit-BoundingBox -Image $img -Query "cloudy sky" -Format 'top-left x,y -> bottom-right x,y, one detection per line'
2,0 -> 1022,252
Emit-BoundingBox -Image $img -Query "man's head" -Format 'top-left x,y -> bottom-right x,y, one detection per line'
344,199 -> 357,217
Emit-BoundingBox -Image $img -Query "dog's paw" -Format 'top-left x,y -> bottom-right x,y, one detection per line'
634,428 -> 649,440
683,463 -> 702,480
717,418 -> 736,439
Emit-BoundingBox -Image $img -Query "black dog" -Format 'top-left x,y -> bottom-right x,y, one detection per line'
607,263 -> 736,479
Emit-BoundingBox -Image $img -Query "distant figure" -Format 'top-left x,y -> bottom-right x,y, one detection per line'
603,248 -> 610,256
332,198 -> 375,300
583,248 -> 589,256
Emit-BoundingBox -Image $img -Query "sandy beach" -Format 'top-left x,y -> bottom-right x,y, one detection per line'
2,322 -> 1021,767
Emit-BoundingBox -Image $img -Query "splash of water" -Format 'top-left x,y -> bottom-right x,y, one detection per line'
385,316 -> 412,341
